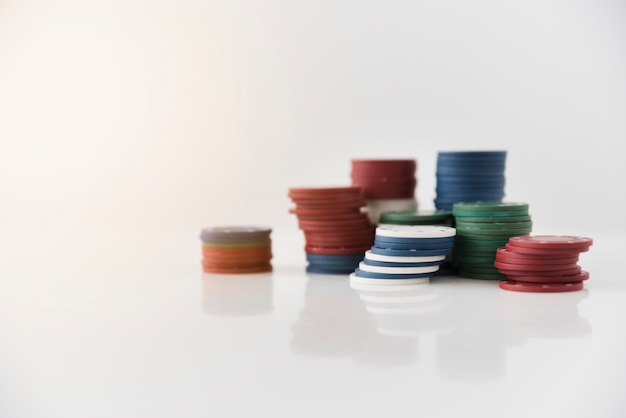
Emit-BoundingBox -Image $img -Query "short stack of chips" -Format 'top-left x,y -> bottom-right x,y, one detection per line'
435,151 -> 507,211
350,159 -> 418,225
350,225 -> 456,286
451,202 -> 533,280
496,235 -> 593,292
288,186 -> 374,274
200,226 -> 273,274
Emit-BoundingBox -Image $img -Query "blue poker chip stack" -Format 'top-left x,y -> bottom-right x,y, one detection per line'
305,253 -> 368,275
434,151 -> 507,211
350,225 -> 456,286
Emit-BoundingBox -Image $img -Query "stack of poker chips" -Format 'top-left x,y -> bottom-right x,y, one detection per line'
288,186 -> 374,274
435,151 -> 507,211
350,159 -> 418,225
350,225 -> 456,286
495,235 -> 593,293
200,226 -> 273,274
451,202 -> 533,280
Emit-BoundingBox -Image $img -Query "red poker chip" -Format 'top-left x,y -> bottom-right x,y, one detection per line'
292,212 -> 370,222
504,271 -> 590,283
351,160 -> 416,177
504,243 -> 583,256
494,260 -> 580,272
499,280 -> 584,293
298,218 -> 372,231
507,235 -> 593,252
289,207 -> 363,216
288,186 -> 362,199
294,197 -> 367,210
497,265 -> 582,277
495,247 -> 579,265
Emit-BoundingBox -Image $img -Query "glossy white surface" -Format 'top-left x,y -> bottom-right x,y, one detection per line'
1,228 -> 624,418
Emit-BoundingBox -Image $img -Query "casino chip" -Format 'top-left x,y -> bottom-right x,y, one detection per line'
350,159 -> 418,225
495,235 -> 593,292
350,225 -> 456,286
200,226 -> 273,274
289,186 -> 375,274
451,202 -> 533,280
434,151 -> 507,211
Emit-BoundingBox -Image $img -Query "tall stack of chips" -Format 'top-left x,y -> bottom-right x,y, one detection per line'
435,151 -> 507,211
288,186 -> 375,274
350,225 -> 456,286
200,226 -> 273,274
350,159 -> 418,225
496,235 -> 593,292
451,202 -> 533,280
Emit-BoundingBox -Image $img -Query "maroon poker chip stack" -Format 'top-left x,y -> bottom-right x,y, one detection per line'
494,235 -> 593,292
350,159 -> 418,225
288,186 -> 375,274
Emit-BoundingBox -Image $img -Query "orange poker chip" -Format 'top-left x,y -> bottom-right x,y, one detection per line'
202,264 -> 273,274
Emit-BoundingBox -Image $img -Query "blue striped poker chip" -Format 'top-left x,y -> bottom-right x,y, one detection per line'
373,240 -> 455,251
370,246 -> 451,257
370,246 -> 452,257
374,234 -> 454,245
306,265 -> 354,275
354,268 -> 434,280
374,235 -> 455,245
305,253 -> 364,266
437,151 -> 507,159
436,167 -> 506,176
361,258 -> 443,268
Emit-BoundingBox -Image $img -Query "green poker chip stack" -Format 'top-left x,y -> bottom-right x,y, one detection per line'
451,202 -> 532,280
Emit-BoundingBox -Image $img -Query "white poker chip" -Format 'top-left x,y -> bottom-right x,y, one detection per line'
349,273 -> 430,286
358,262 -> 440,275
364,250 -> 445,263
375,225 -> 456,238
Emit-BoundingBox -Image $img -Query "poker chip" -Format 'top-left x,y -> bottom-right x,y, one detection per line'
500,271 -> 590,284
378,209 -> 453,226
376,225 -> 456,239
494,247 -> 579,264
496,234 -> 593,292
350,159 -> 418,225
363,250 -> 446,264
498,280 -> 584,293
434,151 -> 507,210
451,201 -> 532,280
357,262 -> 440,275
507,235 -> 593,252
199,226 -> 273,274
288,186 -> 375,274
361,258 -> 442,268
370,246 -> 452,257
349,273 -> 429,286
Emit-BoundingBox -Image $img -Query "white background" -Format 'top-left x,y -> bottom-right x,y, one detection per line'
1,2 -> 626,417
1,0 -> 625,243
